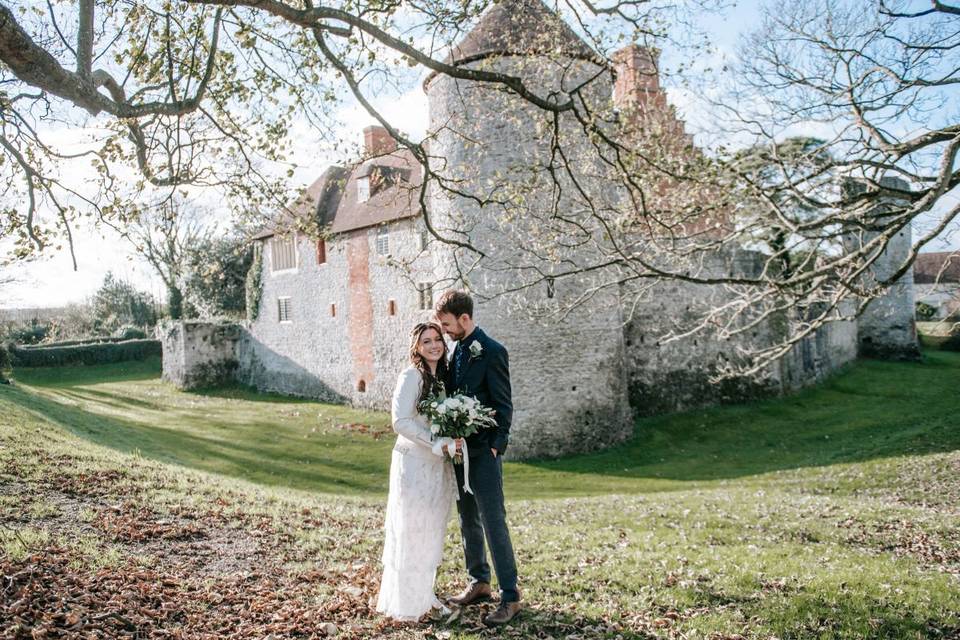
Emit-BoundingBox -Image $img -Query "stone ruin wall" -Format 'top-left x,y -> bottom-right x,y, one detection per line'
621,250 -> 859,417
159,320 -> 241,390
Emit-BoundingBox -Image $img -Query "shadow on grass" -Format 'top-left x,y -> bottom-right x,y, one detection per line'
12,356 -> 164,387
1,381 -> 389,494
447,589 -> 959,640
189,385 -> 326,404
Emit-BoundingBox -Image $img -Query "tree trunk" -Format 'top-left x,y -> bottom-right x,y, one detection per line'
168,286 -> 183,320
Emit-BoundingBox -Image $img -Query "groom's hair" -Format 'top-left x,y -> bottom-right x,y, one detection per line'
435,290 -> 473,318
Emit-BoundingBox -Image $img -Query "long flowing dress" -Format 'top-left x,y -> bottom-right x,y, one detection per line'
376,366 -> 456,621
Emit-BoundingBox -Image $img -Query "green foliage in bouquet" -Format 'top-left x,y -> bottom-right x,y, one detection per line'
418,389 -> 498,461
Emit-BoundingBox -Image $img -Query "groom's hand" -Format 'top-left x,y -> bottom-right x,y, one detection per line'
490,448 -> 498,458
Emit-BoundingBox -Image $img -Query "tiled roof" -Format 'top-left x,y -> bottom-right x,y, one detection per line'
252,148 -> 421,241
251,165 -> 348,240
914,251 -> 960,284
328,148 -> 422,234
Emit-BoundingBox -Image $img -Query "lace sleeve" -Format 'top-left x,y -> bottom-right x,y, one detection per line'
391,368 -> 434,447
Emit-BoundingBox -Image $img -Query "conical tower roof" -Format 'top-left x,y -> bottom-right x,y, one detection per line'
446,0 -> 596,66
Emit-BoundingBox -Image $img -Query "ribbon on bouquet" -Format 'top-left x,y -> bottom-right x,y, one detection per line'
432,438 -> 473,497
459,441 -> 473,496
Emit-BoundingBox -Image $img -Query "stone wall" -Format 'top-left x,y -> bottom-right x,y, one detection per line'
236,217 -> 435,407
778,302 -> 858,392
621,250 -> 860,415
623,250 -> 778,415
159,320 -> 241,390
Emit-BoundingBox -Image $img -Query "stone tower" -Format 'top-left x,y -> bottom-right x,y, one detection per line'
845,177 -> 921,360
423,0 -> 633,458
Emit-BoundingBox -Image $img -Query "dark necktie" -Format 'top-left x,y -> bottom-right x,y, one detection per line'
454,342 -> 466,385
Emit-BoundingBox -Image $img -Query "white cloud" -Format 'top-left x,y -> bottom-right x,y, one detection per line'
1,221 -> 163,310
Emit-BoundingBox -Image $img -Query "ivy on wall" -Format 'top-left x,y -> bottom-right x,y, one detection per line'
245,242 -> 263,322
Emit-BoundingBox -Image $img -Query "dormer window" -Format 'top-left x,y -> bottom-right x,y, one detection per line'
357,164 -> 410,204
357,176 -> 370,202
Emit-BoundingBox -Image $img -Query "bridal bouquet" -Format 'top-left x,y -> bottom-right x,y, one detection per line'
418,391 -> 497,464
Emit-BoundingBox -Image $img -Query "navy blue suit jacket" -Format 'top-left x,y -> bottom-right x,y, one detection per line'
446,327 -> 513,456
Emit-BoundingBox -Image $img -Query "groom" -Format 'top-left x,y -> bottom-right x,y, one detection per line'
434,290 -> 522,626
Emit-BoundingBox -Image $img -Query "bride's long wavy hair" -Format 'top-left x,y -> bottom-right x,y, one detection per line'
409,322 -> 449,405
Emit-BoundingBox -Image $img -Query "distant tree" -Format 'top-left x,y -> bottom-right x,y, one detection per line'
4,320 -> 47,345
183,233 -> 253,319
719,0 -> 960,285
45,303 -> 98,342
91,272 -> 157,333
730,137 -> 836,281
125,197 -> 211,320
0,342 -> 9,383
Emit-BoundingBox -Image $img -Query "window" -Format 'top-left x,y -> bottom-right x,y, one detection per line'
270,234 -> 297,272
376,226 -> 389,255
387,299 -> 397,316
357,176 -> 370,202
278,297 -> 292,322
316,238 -> 326,265
418,282 -> 433,310
330,303 -> 337,317
357,379 -> 366,393
546,277 -> 555,299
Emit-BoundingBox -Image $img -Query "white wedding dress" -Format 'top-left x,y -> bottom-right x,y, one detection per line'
376,366 -> 456,621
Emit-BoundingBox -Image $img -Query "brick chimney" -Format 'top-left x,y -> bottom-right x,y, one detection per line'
612,45 -> 664,112
363,125 -> 398,156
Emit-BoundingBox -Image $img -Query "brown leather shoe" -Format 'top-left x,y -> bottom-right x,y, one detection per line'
447,581 -> 492,606
483,601 -> 522,626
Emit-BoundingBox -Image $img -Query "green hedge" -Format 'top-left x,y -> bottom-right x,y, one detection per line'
10,339 -> 162,367
17,335 -> 134,349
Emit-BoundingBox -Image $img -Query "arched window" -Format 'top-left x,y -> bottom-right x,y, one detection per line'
357,379 -> 366,393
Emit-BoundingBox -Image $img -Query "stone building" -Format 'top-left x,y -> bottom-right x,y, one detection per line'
913,252 -> 960,320
162,0 -> 919,459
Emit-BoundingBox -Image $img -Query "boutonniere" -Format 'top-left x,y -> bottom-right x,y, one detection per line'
468,341 -> 483,360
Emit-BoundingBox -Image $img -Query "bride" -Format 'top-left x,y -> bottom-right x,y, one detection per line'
376,322 -> 462,621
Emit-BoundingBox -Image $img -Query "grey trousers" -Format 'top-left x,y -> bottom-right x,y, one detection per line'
454,448 -> 519,603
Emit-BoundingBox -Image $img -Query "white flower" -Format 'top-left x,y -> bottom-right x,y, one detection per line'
431,423 -> 440,434
469,341 -> 483,358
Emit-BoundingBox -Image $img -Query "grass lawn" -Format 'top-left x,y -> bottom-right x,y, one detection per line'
2,353 -> 959,638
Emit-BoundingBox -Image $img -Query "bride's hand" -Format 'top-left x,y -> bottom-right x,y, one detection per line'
441,439 -> 463,456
